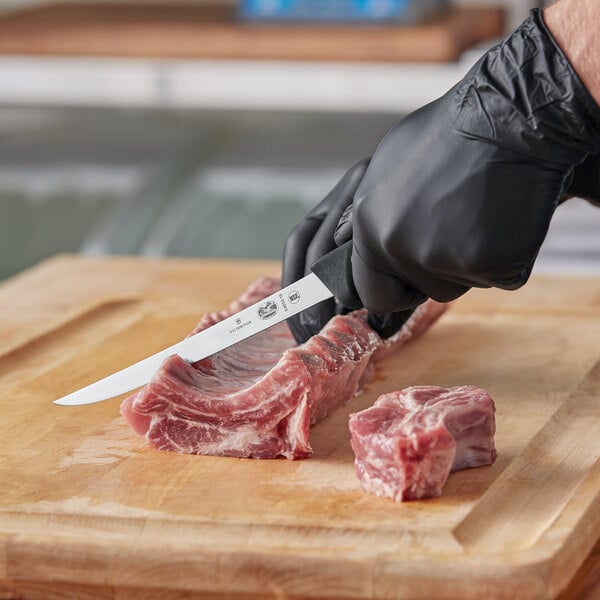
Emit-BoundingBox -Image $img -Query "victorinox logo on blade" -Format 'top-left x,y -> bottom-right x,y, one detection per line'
257,300 -> 279,320
228,316 -> 252,335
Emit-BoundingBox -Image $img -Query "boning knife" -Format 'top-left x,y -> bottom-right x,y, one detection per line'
54,241 -> 363,406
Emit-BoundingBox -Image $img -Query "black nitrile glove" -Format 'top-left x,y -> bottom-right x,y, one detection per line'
563,153 -> 600,207
282,158 -> 369,344
282,9 -> 600,343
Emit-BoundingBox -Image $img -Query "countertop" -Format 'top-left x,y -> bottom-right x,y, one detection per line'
0,255 -> 599,599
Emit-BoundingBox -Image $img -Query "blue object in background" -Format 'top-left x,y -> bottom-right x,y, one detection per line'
239,0 -> 445,24
354,0 -> 408,19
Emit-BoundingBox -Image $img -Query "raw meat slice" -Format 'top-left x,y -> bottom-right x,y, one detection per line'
349,386 -> 497,501
121,277 -> 448,459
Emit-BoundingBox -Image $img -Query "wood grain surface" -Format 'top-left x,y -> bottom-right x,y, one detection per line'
0,3 -> 504,63
0,255 -> 599,599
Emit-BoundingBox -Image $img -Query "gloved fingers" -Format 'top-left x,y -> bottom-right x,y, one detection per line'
286,298 -> 336,345
304,158 -> 370,268
351,244 -> 426,314
282,216 -> 323,288
283,216 -> 336,343
367,310 -> 415,339
563,153 -> 600,207
334,204 -> 353,245
282,158 -> 369,289
410,274 -> 470,303
491,262 -> 534,290
351,237 -> 473,312
283,158 -> 369,344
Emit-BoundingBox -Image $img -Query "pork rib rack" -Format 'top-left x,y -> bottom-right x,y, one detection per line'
121,277 -> 447,459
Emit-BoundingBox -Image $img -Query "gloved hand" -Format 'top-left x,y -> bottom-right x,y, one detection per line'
563,153 -> 600,207
282,8 -> 600,344
282,158 -> 369,344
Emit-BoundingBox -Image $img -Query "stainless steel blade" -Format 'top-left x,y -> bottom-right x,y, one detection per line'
54,273 -> 332,406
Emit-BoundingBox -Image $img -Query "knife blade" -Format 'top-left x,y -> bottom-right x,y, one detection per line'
54,241 -> 362,406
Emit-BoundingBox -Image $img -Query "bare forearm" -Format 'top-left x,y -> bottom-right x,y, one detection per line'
544,0 -> 600,105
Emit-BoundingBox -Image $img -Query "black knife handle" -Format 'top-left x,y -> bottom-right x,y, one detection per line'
310,241 -> 363,310
312,240 -> 418,339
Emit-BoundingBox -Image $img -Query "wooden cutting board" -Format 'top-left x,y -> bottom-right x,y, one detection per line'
0,255 -> 599,600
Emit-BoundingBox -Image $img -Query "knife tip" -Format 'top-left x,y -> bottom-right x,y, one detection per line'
53,397 -> 79,406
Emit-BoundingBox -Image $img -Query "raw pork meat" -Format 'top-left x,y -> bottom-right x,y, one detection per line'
349,386 -> 497,501
121,277 -> 447,459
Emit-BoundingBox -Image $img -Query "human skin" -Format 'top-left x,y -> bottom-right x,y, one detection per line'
544,0 -> 600,105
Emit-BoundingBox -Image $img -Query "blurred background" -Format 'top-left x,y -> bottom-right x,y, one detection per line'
0,0 -> 598,281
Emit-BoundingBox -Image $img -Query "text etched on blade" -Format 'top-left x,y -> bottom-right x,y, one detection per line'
229,317 -> 252,335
